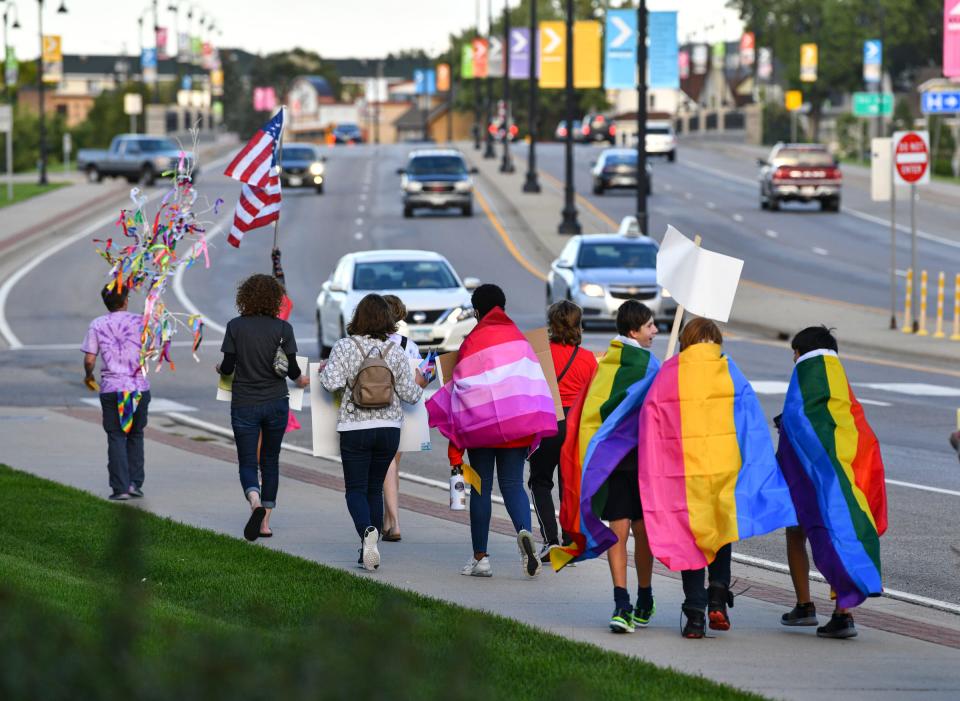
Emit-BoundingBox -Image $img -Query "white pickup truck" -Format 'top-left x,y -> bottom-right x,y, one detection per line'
77,134 -> 196,185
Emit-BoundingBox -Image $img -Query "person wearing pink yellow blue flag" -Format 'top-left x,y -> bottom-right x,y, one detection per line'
82,284 -> 151,501
637,318 -> 797,638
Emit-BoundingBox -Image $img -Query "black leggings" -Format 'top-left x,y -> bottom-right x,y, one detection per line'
527,410 -> 569,545
681,544 -> 732,609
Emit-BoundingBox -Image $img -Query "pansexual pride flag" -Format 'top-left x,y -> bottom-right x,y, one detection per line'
552,339 -> 659,570
638,343 -> 796,571
426,308 -> 556,450
777,349 -> 887,608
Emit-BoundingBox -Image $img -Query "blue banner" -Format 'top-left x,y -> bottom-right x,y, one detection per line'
648,11 -> 678,89
414,68 -> 437,95
604,9 -> 636,89
426,68 -> 436,96
863,39 -> 882,84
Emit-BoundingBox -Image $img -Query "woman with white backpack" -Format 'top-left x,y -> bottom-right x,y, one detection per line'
319,293 -> 428,571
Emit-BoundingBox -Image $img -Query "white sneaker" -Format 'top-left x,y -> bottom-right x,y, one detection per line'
518,530 -> 541,578
361,526 -> 380,571
460,556 -> 492,577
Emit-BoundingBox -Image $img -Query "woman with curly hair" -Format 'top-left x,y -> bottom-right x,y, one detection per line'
218,273 -> 309,542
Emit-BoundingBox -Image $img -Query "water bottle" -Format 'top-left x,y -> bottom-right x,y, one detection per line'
450,466 -> 466,510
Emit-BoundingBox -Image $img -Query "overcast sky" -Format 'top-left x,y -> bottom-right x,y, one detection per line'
4,0 -> 743,61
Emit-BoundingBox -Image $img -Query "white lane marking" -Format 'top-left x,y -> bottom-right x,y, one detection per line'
853,382 -> 960,397
172,218 -> 229,335
812,246 -> 829,256
896,268 -> 908,277
361,193 -> 368,200
886,478 -> 960,498
81,397 -> 197,412
706,201 -> 716,209
358,204 -> 366,213
354,218 -> 364,226
663,183 -> 673,192
684,192 -> 693,200
845,208 -> 960,250
857,398 -> 893,407
354,232 -> 363,240
765,229 -> 779,238
732,213 -> 744,223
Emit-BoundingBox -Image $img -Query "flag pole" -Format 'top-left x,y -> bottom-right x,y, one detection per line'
272,105 -> 287,251
664,234 -> 702,359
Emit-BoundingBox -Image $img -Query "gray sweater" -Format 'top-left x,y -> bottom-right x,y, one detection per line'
319,335 -> 423,431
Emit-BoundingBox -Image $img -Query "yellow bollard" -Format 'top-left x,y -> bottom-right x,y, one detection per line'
952,273 -> 960,341
935,272 -> 946,338
917,270 -> 929,336
901,269 -> 914,333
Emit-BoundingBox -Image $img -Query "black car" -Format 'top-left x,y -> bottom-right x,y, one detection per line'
332,123 -> 363,144
397,149 -> 478,218
590,149 -> 652,195
581,113 -> 616,144
279,143 -> 326,194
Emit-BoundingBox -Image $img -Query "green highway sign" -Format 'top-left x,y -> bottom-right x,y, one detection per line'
853,92 -> 893,117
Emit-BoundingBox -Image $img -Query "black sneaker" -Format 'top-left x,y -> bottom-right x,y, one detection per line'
781,602 -> 818,627
632,599 -> 656,628
817,613 -> 858,639
128,486 -> 144,498
707,582 -> 733,631
609,607 -> 635,634
108,492 -> 130,501
681,606 -> 706,639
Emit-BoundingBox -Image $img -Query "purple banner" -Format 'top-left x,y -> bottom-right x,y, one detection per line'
509,27 -> 536,79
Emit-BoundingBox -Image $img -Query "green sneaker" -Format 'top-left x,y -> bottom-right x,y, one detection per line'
632,599 -> 656,627
609,607 -> 635,634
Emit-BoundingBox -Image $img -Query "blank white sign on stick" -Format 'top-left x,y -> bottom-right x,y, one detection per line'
656,225 -> 744,323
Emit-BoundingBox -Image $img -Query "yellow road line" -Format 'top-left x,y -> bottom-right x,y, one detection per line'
474,187 -> 548,282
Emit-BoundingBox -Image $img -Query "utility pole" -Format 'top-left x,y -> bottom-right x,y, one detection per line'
636,0 -> 649,234
499,0 -> 513,173
151,0 -> 159,103
558,0 -> 581,234
473,0 -> 481,150
483,0 -> 496,158
522,0 -> 541,193
374,59 -> 382,145
37,0 -> 47,185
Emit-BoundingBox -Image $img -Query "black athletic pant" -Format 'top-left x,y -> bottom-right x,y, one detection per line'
528,407 -> 570,546
681,543 -> 732,609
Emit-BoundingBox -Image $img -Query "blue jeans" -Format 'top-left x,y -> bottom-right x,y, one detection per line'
100,391 -> 151,495
467,446 -> 532,554
339,427 -> 401,538
231,397 -> 288,508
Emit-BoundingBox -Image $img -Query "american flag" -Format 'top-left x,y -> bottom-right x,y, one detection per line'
224,109 -> 284,248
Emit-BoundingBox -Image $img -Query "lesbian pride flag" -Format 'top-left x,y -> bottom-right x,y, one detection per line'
552,339 -> 659,570
638,343 -> 796,570
426,308 -> 556,450
777,349 -> 886,608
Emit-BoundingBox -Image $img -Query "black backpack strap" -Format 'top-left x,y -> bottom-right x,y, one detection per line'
400,336 -> 408,350
556,346 -> 580,384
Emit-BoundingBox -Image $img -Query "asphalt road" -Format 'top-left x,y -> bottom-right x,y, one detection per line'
1,142 -> 958,607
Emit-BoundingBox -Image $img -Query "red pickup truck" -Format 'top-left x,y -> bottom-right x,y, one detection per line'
758,143 -> 842,212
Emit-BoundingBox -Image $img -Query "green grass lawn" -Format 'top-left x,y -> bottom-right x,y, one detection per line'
0,182 -> 68,209
0,465 -> 765,701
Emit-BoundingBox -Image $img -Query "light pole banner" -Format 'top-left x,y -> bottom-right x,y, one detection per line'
712,41 -> 726,63
156,27 -> 169,60
945,0 -> 960,78
437,63 -> 451,92
573,20 -> 601,89
488,36 -> 504,78
472,38 -> 489,78
649,12 -> 679,89
178,32 -> 190,61
461,44 -> 474,79
141,48 -> 157,85
758,47 -> 773,80
604,9 -> 636,90
508,27 -> 532,79
539,21 -> 565,88
191,36 -> 203,63
692,44 -> 708,74
863,39 -> 882,84
678,50 -> 690,80
42,35 -> 63,83
740,32 -> 755,66
800,43 -> 818,82
4,47 -> 17,86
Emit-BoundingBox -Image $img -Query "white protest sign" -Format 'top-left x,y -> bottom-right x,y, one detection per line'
657,225 -> 743,323
287,356 -> 308,411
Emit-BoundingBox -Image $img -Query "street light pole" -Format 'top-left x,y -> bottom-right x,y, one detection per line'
483,0 -> 496,159
522,0 -> 540,193
558,0 -> 580,234
499,0 -> 513,173
36,0 -> 46,185
151,0 -> 159,103
636,0 -> 649,234
374,59 -> 382,145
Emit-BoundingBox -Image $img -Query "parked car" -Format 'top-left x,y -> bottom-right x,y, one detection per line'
397,149 -> 477,218
758,143 -> 842,212
645,120 -> 677,161
554,119 -> 583,141
488,118 -> 519,141
546,217 -> 677,328
332,123 -> 364,144
279,142 -> 326,194
77,134 -> 196,186
590,148 -> 652,195
315,250 -> 480,356
581,113 -> 616,144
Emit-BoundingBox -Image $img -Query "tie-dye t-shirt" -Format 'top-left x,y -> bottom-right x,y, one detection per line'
81,312 -> 150,393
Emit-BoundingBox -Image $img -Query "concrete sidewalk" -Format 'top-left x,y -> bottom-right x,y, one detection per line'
2,405 -> 958,701
462,142 -> 960,369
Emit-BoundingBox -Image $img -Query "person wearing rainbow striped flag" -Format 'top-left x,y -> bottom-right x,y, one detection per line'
775,326 -> 887,640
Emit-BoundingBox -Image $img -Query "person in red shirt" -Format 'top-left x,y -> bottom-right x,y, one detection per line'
529,300 -> 597,562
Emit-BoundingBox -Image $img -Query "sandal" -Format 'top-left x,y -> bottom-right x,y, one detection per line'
382,528 -> 402,542
244,507 -> 266,541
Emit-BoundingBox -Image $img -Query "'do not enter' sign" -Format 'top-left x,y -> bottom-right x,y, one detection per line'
893,130 -> 930,186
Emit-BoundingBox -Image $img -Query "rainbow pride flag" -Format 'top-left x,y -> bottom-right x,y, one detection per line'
426,308 -> 557,450
777,349 -> 887,608
638,343 -> 796,571
551,339 -> 659,570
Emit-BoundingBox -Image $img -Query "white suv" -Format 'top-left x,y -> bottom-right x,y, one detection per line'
645,120 -> 677,162
316,250 -> 479,357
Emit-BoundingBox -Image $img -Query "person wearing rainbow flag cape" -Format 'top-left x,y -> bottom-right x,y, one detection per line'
552,301 -> 661,634
428,284 -> 558,579
638,318 -> 797,638
775,326 -> 887,640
